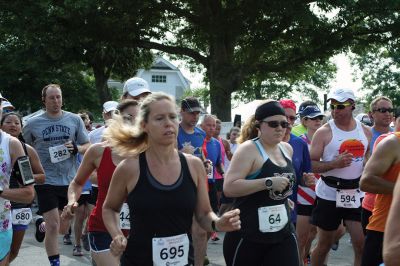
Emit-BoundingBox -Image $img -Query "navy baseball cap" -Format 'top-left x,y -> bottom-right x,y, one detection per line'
301,105 -> 325,118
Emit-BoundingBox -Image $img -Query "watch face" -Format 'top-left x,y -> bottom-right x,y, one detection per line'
265,179 -> 272,187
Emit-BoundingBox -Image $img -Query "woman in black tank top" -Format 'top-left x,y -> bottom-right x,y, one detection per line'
102,92 -> 240,266
223,100 -> 300,266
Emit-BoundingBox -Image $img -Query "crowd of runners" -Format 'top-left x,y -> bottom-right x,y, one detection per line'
0,77 -> 399,266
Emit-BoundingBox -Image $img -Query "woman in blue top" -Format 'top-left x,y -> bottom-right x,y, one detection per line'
223,100 -> 300,266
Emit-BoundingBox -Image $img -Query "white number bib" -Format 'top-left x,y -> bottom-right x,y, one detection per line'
336,189 -> 361,208
258,204 -> 288,233
12,208 -> 32,225
207,165 -> 214,180
152,233 -> 189,266
49,145 -> 70,163
119,203 -> 130,230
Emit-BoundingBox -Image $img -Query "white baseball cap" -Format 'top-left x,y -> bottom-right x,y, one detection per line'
2,101 -> 14,110
103,101 -> 118,113
123,77 -> 151,97
327,88 -> 356,102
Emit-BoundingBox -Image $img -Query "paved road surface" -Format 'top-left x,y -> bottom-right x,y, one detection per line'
13,223 -> 355,266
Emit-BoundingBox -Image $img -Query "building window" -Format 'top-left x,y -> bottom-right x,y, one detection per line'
152,75 -> 167,83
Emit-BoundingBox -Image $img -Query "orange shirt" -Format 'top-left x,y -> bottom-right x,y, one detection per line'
367,133 -> 400,232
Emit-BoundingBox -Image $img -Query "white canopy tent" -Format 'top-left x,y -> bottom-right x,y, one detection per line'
231,100 -> 265,123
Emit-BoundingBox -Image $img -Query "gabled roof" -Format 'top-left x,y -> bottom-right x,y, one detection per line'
137,56 -> 191,90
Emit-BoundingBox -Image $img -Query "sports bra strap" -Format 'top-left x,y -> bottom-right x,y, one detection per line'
253,138 -> 269,161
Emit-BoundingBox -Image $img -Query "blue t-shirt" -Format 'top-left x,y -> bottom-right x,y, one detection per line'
205,137 -> 221,183
370,127 -> 394,154
77,153 -> 91,192
177,126 -> 206,159
288,133 -> 311,222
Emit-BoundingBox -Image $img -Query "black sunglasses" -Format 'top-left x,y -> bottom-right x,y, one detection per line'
373,108 -> 394,114
306,116 -> 324,121
261,120 -> 289,128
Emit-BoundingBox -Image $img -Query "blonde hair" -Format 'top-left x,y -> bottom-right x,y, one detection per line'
237,115 -> 258,144
103,92 -> 176,156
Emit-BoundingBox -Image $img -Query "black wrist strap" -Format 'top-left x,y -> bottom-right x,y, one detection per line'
211,220 -> 218,232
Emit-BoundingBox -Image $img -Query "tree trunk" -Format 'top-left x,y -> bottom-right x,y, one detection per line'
92,64 -> 112,104
208,63 -> 242,121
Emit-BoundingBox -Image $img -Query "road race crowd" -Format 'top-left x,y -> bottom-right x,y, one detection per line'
0,77 -> 399,266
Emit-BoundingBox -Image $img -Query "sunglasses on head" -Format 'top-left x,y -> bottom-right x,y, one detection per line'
373,107 -> 394,114
306,116 -> 324,121
330,102 -> 352,110
261,120 -> 289,128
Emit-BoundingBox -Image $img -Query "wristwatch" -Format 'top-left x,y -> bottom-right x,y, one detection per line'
265,178 -> 273,190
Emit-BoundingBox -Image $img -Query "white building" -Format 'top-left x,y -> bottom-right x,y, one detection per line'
108,57 -> 191,100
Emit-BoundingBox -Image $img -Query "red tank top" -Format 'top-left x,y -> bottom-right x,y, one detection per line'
88,147 -> 117,232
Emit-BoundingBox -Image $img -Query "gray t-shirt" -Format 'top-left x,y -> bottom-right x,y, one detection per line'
22,111 -> 89,186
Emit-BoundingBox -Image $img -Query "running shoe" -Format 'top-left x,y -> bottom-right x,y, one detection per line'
63,234 -> 72,245
35,218 -> 46,243
203,256 -> 210,265
73,245 -> 83,256
81,233 -> 90,251
210,231 -> 220,241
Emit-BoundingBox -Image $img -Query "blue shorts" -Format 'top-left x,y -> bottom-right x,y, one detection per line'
0,230 -> 13,261
89,231 -> 112,253
12,224 -> 29,231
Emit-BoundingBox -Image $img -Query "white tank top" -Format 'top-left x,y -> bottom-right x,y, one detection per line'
224,142 -> 238,172
0,131 -> 12,231
316,119 -> 368,201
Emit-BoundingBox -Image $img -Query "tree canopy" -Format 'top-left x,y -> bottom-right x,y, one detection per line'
2,1 -> 400,119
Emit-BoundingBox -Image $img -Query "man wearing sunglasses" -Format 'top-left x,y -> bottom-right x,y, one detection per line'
310,88 -> 372,266
361,96 -> 394,235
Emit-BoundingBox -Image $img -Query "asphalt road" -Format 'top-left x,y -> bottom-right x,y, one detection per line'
12,223 -> 355,266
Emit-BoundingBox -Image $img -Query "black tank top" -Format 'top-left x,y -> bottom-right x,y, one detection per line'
121,152 -> 197,265
232,139 -> 296,244
10,141 -> 30,209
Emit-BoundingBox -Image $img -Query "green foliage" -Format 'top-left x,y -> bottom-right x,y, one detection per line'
182,87 -> 210,110
352,42 -> 400,109
0,0 -> 155,108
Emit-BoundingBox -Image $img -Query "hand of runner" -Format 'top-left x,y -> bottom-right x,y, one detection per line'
287,198 -> 295,210
334,151 -> 353,168
303,173 -> 316,187
270,176 -> 290,192
61,201 -> 78,220
181,145 -> 195,155
110,234 -> 128,257
215,208 -> 241,232
64,140 -> 78,155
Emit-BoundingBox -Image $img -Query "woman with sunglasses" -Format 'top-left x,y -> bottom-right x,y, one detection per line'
296,106 -> 346,264
223,100 -> 300,266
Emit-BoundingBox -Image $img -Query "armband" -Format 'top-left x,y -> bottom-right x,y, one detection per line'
12,156 -> 35,186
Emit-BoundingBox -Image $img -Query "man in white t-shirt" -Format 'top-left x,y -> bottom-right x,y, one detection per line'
88,101 -> 118,144
310,88 -> 372,266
